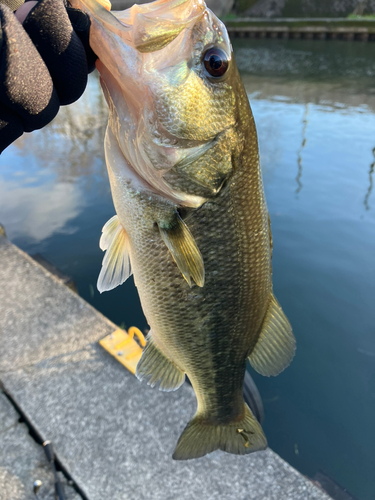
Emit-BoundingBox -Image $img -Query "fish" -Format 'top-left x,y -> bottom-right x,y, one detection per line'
69,0 -> 296,460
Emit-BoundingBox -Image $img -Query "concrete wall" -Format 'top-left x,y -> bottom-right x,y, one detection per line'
241,0 -> 375,17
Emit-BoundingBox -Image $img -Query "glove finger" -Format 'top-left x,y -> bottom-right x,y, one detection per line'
67,6 -> 97,74
0,4 -> 60,133
23,0 -> 88,105
0,101 -> 23,153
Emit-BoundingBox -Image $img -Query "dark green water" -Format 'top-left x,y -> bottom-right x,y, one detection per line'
0,39 -> 374,499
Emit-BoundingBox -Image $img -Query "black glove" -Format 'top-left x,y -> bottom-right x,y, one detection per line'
0,0 -> 97,153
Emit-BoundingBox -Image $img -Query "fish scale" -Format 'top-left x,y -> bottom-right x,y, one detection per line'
70,0 -> 296,459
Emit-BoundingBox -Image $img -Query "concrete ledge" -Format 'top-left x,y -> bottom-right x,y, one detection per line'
0,392 -> 81,500
0,235 -> 331,500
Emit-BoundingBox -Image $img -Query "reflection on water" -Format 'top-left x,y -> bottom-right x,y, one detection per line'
0,73 -> 109,253
0,173 -> 82,242
14,73 -> 108,183
0,39 -> 374,500
364,148 -> 375,211
296,103 -> 309,195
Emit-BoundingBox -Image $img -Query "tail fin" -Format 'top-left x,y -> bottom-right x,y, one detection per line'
172,403 -> 267,460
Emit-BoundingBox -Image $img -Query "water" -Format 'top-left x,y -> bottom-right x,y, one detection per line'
1,39 -> 374,499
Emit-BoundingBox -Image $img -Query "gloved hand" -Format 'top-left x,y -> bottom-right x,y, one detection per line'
0,0 -> 97,153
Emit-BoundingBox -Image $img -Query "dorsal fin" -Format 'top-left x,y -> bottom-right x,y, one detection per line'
97,215 -> 132,293
248,294 -> 296,376
159,212 -> 204,288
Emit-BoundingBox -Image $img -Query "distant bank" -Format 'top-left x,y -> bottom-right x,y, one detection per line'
109,0 -> 375,19
236,0 -> 375,18
226,17 -> 375,42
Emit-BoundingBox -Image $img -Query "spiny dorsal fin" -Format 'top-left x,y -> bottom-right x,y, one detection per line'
97,215 -> 132,293
136,332 -> 185,392
159,212 -> 205,288
248,294 -> 296,377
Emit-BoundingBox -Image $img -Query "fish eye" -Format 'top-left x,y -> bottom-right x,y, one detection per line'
202,47 -> 229,78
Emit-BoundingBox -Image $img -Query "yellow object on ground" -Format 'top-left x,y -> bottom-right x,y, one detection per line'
100,327 -> 146,375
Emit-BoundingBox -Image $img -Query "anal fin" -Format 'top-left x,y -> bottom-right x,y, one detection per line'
97,215 -> 132,293
159,211 -> 204,288
136,333 -> 185,392
249,294 -> 296,377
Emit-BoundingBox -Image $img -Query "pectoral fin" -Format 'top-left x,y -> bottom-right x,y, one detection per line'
159,212 -> 205,288
97,215 -> 132,293
249,294 -> 296,376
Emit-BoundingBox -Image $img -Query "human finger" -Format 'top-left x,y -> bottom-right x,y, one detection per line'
22,0 -> 88,105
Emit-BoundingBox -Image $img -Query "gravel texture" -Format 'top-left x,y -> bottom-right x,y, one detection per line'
0,392 -> 81,500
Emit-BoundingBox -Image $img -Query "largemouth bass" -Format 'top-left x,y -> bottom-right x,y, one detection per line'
70,0 -> 296,460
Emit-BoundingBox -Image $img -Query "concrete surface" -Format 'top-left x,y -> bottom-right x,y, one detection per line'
0,392 -> 81,500
0,234 -> 331,500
